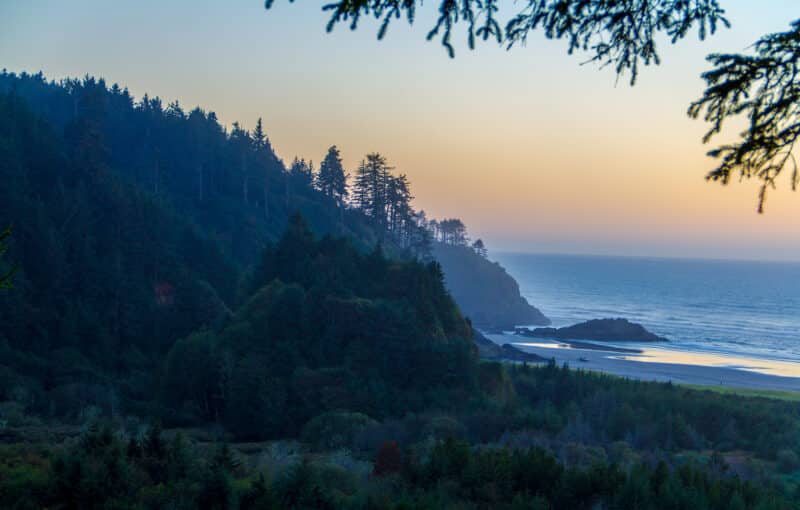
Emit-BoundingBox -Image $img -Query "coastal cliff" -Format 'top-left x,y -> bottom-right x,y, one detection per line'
433,243 -> 550,331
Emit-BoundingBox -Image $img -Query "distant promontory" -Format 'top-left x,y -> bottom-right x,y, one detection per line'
433,243 -> 550,331
517,318 -> 668,343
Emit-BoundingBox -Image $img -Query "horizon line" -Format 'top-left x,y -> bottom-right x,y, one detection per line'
490,248 -> 800,266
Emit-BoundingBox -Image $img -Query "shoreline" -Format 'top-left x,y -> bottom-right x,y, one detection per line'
485,333 -> 800,393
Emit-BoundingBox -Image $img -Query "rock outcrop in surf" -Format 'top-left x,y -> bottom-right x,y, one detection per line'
517,318 -> 668,343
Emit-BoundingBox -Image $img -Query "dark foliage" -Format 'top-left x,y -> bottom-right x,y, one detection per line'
0,70 -> 383,266
0,226 -> 14,289
265,4 -> 800,210
0,70 -> 540,388
0,90 -> 237,419
163,215 -> 478,439
1,420 -> 796,509
0,72 -> 433,421
689,18 -> 800,212
504,362 -> 800,460
265,0 -> 728,83
2,70 -> 798,508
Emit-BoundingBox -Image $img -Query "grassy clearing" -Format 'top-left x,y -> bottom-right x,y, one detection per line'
680,384 -> 800,402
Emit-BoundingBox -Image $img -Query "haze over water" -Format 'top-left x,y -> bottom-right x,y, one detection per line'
495,252 -> 800,377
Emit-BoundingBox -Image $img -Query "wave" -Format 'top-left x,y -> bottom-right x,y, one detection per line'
499,252 -> 800,364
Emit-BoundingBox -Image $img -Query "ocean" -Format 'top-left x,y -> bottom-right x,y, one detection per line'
493,252 -> 800,375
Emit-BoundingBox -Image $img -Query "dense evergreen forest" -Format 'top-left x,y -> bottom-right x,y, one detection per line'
0,70 -> 538,419
3,363 -> 799,508
0,70 -> 540,358
164,214 -> 476,438
1,71 -> 799,508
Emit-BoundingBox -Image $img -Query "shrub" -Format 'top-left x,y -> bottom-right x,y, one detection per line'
301,411 -> 377,451
373,441 -> 402,476
777,449 -> 800,473
421,415 -> 466,442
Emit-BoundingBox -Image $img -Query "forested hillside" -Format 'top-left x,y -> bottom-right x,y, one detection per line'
0,71 -> 383,266
0,70 -> 545,336
3,71 -> 800,509
0,91 -> 239,417
163,215 -> 477,438
0,83 -> 479,431
0,85 -> 481,425
0,70 -> 541,420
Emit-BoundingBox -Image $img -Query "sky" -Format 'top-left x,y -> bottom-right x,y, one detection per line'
2,1 -> 799,261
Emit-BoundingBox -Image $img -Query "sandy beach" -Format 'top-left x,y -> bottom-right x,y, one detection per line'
485,333 -> 800,393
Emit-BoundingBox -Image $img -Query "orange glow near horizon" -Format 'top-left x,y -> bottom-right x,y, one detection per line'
2,0 -> 799,260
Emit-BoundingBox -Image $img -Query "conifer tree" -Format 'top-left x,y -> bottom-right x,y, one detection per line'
266,0 -> 728,84
353,153 -> 392,228
438,218 -> 468,246
251,118 -> 272,218
264,3 -> 799,210
317,145 -> 348,204
231,122 -> 252,204
289,157 -> 314,187
0,226 -> 14,289
471,239 -> 488,258
251,117 -> 268,152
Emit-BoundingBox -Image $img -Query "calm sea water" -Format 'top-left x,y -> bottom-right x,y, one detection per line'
493,253 -> 800,365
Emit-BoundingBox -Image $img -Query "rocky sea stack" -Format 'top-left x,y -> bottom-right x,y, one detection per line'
517,318 -> 668,343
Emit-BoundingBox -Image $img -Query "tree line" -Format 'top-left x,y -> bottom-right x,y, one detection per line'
0,70 -> 492,272
0,70 -> 498,425
0,71 -> 799,508
264,3 -> 799,212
